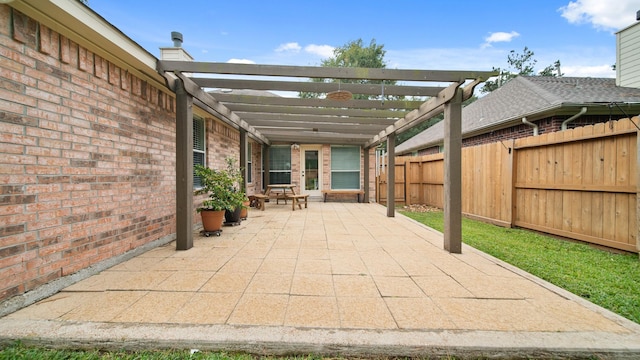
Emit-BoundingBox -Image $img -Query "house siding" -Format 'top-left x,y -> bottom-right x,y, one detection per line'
0,7 -> 183,302
617,21 -> 640,88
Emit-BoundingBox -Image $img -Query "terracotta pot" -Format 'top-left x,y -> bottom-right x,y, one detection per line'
200,209 -> 225,232
240,201 -> 250,219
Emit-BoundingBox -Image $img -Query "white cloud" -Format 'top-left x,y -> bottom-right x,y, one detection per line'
275,42 -> 301,53
561,64 -> 615,78
559,0 -> 640,31
227,58 -> 256,64
484,31 -> 520,44
304,44 -> 335,58
386,47 -> 615,79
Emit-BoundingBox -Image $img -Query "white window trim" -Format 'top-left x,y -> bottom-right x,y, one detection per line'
193,117 -> 206,189
330,145 -> 361,190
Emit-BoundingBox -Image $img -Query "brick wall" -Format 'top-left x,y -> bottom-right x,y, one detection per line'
417,114 -> 616,154
462,115 -> 614,147
0,7 -> 182,302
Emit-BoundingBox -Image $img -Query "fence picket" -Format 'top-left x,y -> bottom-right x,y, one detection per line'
377,117 -> 638,252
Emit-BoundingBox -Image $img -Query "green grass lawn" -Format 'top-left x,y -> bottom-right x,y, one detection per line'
400,209 -> 640,325
0,346 -> 261,360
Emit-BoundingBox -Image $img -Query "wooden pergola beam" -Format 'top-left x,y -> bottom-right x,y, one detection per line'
212,93 -> 424,110
160,60 -> 496,83
253,121 -> 385,135
193,77 -> 444,97
224,103 -> 408,119
364,78 -> 484,148
234,112 -> 397,125
174,72 -> 271,145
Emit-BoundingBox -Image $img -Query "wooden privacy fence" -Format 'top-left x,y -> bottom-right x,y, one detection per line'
377,118 -> 639,253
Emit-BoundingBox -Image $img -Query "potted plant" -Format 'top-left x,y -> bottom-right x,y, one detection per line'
194,158 -> 246,233
240,195 -> 250,220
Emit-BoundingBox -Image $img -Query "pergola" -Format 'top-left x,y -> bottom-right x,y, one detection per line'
156,61 -> 497,251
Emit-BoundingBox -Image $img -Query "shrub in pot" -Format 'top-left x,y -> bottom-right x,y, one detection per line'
194,158 -> 245,232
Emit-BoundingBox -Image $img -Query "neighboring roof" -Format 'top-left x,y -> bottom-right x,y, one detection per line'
396,76 -> 640,154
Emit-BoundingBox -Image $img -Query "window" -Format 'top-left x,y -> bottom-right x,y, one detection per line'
330,146 -> 360,189
193,117 -> 205,188
247,143 -> 253,183
269,146 -> 291,184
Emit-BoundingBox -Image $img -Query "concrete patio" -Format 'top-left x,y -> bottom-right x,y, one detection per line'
1,202 -> 639,358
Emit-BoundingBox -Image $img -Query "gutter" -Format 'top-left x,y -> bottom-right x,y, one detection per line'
561,107 -> 587,130
521,117 -> 538,136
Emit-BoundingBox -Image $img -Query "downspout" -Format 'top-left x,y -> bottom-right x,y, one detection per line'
522,117 -> 538,136
561,107 -> 587,130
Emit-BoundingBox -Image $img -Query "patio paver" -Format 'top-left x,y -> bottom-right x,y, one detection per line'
1,202 -> 639,358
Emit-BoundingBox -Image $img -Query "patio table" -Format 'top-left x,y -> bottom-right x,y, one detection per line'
265,184 -> 296,204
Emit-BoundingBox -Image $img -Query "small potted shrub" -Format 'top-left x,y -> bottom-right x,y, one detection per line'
240,195 -> 250,220
194,158 -> 246,233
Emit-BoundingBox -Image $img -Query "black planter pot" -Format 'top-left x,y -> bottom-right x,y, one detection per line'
224,207 -> 242,224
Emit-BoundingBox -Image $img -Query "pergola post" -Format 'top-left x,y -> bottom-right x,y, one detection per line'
263,145 -> 270,188
175,79 -> 194,251
386,134 -> 395,217
443,88 -> 463,253
240,128 -> 247,191
363,146 -> 370,203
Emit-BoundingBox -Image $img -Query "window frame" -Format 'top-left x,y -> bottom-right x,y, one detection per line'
330,145 -> 361,190
268,145 -> 292,185
193,116 -> 206,189
247,142 -> 253,184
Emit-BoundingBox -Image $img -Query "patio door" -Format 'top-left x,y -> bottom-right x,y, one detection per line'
300,145 -> 322,197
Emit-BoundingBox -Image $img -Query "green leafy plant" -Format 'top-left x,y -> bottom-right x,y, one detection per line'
194,158 -> 245,212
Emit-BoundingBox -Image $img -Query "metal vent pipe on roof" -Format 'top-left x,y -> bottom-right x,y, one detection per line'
171,31 -> 183,47
561,107 -> 587,130
522,117 -> 538,136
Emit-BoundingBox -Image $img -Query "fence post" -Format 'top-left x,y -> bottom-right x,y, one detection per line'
404,158 -> 411,206
637,126 -> 640,259
506,139 -> 515,228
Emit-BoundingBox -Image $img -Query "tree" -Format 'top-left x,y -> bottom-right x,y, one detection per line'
481,47 -> 562,93
299,39 -> 399,101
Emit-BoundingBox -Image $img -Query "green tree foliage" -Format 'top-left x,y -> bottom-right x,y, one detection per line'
481,47 -> 562,93
299,39 -> 399,101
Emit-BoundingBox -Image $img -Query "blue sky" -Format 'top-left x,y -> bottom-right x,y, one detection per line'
89,0 -> 640,78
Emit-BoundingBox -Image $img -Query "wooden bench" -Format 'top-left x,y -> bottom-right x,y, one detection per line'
286,194 -> 308,211
252,194 -> 269,211
321,190 -> 364,203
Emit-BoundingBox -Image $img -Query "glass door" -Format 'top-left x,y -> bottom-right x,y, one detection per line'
301,145 -> 321,197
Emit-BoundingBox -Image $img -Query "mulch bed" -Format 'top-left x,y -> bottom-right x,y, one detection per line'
401,204 -> 441,213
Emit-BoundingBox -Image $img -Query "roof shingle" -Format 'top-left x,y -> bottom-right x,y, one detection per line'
396,76 -> 640,154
